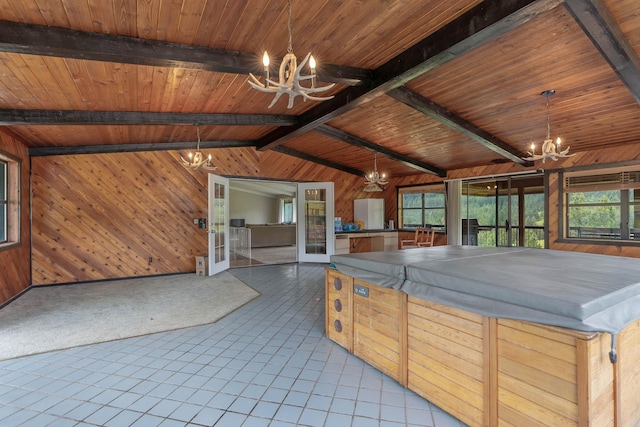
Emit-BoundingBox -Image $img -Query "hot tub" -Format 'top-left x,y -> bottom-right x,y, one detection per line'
327,246 -> 640,426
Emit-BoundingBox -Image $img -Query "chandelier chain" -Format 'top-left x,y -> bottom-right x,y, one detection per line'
546,93 -> 551,141
287,0 -> 293,54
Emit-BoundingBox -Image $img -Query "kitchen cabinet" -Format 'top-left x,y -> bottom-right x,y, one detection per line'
334,231 -> 398,254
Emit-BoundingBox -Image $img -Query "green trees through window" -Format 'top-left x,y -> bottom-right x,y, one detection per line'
400,185 -> 446,230
462,176 -> 545,248
566,190 -> 639,240
563,168 -> 640,241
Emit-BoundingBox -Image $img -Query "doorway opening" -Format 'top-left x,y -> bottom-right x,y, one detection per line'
461,174 -> 545,248
228,179 -> 298,267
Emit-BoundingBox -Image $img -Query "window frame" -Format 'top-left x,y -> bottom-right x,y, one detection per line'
562,165 -> 640,243
397,183 -> 446,231
0,149 -> 20,250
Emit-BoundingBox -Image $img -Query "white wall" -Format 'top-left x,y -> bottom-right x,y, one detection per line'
230,189 -> 278,224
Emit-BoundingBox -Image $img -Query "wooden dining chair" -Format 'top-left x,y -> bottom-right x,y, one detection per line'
400,227 -> 435,249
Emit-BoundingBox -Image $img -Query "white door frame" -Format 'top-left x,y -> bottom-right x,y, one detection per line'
208,173 -> 230,275
297,182 -> 334,263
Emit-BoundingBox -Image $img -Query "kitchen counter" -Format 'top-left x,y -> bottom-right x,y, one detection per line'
335,229 -> 396,234
335,230 -> 397,253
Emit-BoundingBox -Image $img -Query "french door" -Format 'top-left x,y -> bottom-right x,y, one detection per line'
208,173 -> 229,275
297,182 -> 334,263
461,174 -> 545,248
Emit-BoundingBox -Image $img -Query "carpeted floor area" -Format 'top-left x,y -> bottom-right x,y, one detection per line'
0,272 -> 259,361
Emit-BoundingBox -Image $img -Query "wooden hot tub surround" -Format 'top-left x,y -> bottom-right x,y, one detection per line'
325,253 -> 640,427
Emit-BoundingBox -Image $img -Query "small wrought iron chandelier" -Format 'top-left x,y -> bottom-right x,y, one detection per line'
180,125 -> 217,170
364,152 -> 388,192
247,0 -> 335,109
523,89 -> 574,163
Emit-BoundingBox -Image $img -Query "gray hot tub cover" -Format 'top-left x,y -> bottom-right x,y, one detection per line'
332,246 -> 640,335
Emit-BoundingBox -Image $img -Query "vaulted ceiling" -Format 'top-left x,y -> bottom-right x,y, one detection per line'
1,0 -> 640,179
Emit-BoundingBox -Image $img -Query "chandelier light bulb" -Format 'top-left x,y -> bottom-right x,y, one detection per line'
309,55 -> 317,88
262,52 -> 270,88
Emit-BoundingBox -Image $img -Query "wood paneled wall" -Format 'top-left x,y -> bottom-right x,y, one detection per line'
0,132 -> 31,305
31,147 -> 367,285
24,137 -> 640,290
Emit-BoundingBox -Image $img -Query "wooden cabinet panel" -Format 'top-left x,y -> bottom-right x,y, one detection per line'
325,268 -> 640,427
349,237 -> 372,253
325,269 -> 353,352
353,280 -> 407,385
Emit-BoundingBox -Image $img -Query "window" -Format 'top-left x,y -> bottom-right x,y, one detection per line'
0,160 -> 6,242
278,197 -> 296,224
0,150 -> 20,248
398,183 -> 446,231
283,199 -> 294,223
564,167 -> 640,241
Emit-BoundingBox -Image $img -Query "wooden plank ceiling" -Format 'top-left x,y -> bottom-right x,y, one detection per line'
1,0 -> 640,178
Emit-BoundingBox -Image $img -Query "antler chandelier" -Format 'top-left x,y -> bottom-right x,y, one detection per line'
364,153 -> 388,192
247,0 -> 335,109
523,89 -> 574,163
180,125 -> 217,170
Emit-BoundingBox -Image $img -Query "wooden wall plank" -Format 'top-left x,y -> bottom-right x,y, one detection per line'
0,131 -> 31,304
30,146 -> 369,285
21,132 -> 640,292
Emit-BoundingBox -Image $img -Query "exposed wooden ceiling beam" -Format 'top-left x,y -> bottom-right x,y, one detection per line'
255,0 -> 564,151
564,0 -> 640,104
387,87 -> 532,166
29,138 -> 364,177
272,146 -> 364,177
0,110 -> 296,126
0,20 -> 370,87
29,140 -> 256,156
315,124 -> 446,177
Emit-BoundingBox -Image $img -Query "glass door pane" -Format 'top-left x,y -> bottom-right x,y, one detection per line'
297,182 -> 334,263
208,174 -> 229,275
496,179 -> 513,247
462,174 -> 544,248
462,180 -> 496,246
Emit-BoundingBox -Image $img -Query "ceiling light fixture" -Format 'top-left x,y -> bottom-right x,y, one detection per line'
523,89 -> 574,163
180,125 -> 217,170
247,0 -> 335,109
364,152 -> 388,192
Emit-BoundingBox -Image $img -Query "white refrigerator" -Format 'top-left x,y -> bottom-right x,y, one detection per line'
354,198 -> 384,230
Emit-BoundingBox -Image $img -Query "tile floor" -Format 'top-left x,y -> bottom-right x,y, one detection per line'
0,264 -> 466,427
